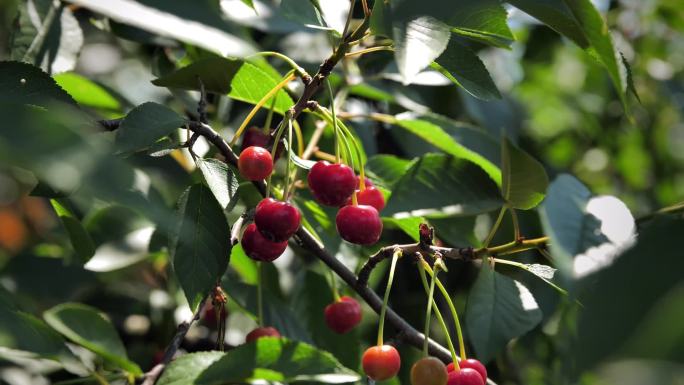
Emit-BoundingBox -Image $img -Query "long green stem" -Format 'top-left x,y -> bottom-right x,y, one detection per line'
326,79 -> 341,163
315,106 -> 367,188
510,206 -> 521,240
257,262 -> 264,326
328,269 -> 340,301
492,257 -> 569,297
417,265 -> 459,369
263,95 -> 278,134
377,249 -> 401,346
283,118 -> 293,200
475,236 -> 550,258
247,51 -> 306,76
483,206 -> 507,247
422,262 -> 467,360
422,261 -> 439,356
266,117 -> 288,198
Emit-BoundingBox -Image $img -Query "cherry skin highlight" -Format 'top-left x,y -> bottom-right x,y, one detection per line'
336,204 -> 383,245
410,357 -> 448,385
241,223 -> 287,262
447,360 -> 487,382
238,146 -> 273,181
324,296 -> 362,334
245,326 -> 281,343
446,368 -> 484,385
254,198 -> 301,242
362,345 -> 401,381
307,161 -> 356,206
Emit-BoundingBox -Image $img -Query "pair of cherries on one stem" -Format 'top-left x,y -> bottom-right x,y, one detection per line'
408,357 -> 488,385
241,197 -> 301,262
308,161 -> 385,245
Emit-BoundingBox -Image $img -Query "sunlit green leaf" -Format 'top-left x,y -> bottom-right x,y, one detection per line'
115,102 -> 185,153
433,38 -> 500,101
53,72 -> 121,110
501,137 -> 549,209
50,199 -> 95,264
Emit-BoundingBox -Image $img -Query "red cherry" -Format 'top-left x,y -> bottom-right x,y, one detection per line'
324,296 -> 362,334
447,360 -> 487,382
410,356 -> 448,385
307,161 -> 356,206
336,204 -> 383,245
241,223 -> 287,262
447,368 -> 484,385
355,176 -> 374,189
238,146 -> 273,181
202,302 -> 228,326
245,326 -> 281,343
254,198 -> 301,242
241,126 -> 271,150
343,186 -> 385,212
362,345 -> 401,381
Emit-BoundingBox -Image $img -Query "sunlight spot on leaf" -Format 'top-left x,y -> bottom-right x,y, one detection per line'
515,281 -> 539,312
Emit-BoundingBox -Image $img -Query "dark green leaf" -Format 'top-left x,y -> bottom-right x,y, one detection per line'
393,113 -> 501,183
115,102 -> 185,153
50,199 -> 96,264
195,337 -> 360,384
10,0 -> 83,73
53,72 -> 121,111
157,352 -> 224,385
501,137 -> 548,210
429,216 -> 479,247
280,0 -> 333,31
67,0 -> 255,57
30,181 -> 68,198
171,184 -> 231,311
466,262 -> 542,363
384,216 -> 424,242
365,155 -> 414,189
0,304 -> 72,361
370,0 -> 392,37
153,57 -> 294,114
433,38 -> 500,101
291,271 -> 361,369
507,0 -> 631,108
447,0 -> 514,47
384,154 -> 504,218
0,61 -> 75,106
43,303 -> 142,374
196,158 -> 240,211
575,217 -> 684,372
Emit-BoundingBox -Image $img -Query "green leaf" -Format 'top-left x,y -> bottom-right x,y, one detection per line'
507,0 -> 631,108
222,280 -> 312,342
370,0 -> 392,37
384,216 -> 424,242
392,15 -> 451,84
365,155 -> 414,189
394,113 -> 502,183
43,303 -> 142,374
67,0 -> 255,57
196,158 -> 240,211
115,102 -> 185,153
50,199 -> 96,264
153,57 -> 294,115
172,184 -> 230,311
291,271 -> 361,369
429,216 -> 479,247
0,304 -> 72,361
53,72 -> 121,111
280,0 -> 333,31
575,217 -> 684,373
157,351 -> 224,385
195,337 -> 360,384
448,0 -> 514,47
240,0 -> 256,10
230,244 -> 258,285
466,262 -> 542,363
10,0 -> 83,73
501,137 -> 549,210
0,61 -> 75,106
384,153 -> 504,218
432,38 -> 501,101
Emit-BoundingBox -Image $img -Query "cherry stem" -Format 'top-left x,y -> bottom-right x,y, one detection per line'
266,115 -> 289,198
293,119 -> 304,157
257,262 -> 264,327
341,0 -> 356,39
417,263 -> 459,369
377,248 -> 401,346
262,95 -> 277,135
422,263 -> 467,360
510,206 -> 521,240
230,71 -> 295,146
246,51 -> 307,78
422,258 -> 439,357
492,257 -> 572,299
345,46 -> 393,59
326,79 -> 341,164
328,268 -> 341,302
483,206 -> 506,247
283,118 -> 294,201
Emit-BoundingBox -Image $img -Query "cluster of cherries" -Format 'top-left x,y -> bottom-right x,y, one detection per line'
362,347 -> 488,385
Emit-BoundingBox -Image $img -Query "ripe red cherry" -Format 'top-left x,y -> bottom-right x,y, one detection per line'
245,326 -> 281,343
447,368 -> 484,385
202,302 -> 227,326
238,146 -> 273,181
362,345 -> 401,381
254,198 -> 301,241
344,186 -> 385,211
241,223 -> 287,262
241,126 -> 271,150
355,176 -> 374,188
307,161 -> 356,206
447,360 -> 487,382
324,296 -> 362,334
410,356 -> 448,385
336,204 -> 383,245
